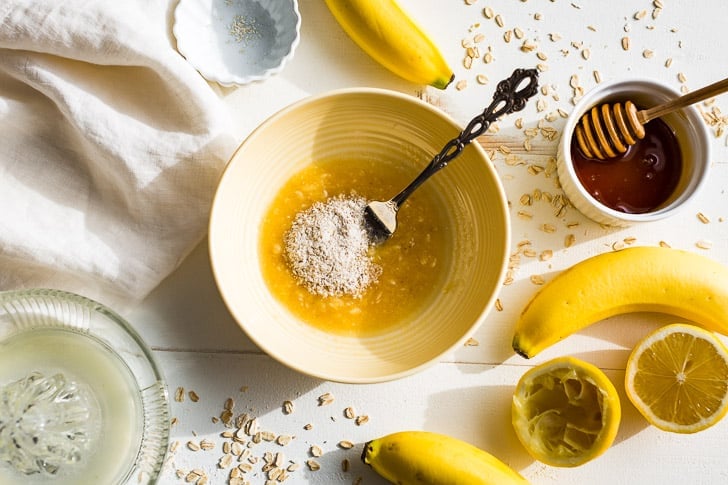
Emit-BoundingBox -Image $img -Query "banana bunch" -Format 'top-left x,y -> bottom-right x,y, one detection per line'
323,0 -> 454,89
513,246 -> 728,358
362,431 -> 530,485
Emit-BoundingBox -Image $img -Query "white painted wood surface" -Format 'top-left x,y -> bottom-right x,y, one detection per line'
129,1 -> 728,483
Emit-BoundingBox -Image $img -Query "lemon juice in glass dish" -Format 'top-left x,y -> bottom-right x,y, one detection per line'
0,289 -> 169,485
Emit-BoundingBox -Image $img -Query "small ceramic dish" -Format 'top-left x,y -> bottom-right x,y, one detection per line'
0,289 -> 169,484
209,88 -> 511,384
557,79 -> 710,226
173,0 -> 301,86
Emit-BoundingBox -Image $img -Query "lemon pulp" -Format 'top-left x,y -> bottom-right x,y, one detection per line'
625,323 -> 728,433
512,356 -> 621,467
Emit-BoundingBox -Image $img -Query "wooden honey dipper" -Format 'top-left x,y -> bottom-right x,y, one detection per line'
575,76 -> 728,160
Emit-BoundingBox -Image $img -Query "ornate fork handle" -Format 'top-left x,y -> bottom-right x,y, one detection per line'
391,68 -> 539,208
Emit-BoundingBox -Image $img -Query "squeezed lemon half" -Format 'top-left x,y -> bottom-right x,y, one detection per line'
625,323 -> 728,434
512,356 -> 621,467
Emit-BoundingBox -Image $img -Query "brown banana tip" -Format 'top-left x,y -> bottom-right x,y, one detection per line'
361,441 -> 373,464
512,337 -> 531,359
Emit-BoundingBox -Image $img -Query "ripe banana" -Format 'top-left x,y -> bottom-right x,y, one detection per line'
512,246 -> 728,359
323,0 -> 454,89
362,430 -> 530,485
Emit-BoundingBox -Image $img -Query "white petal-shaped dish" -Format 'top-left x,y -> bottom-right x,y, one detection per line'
173,0 -> 301,86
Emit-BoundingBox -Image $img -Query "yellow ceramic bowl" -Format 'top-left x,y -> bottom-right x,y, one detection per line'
209,89 -> 510,383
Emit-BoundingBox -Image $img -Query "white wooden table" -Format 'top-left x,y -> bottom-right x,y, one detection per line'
131,1 -> 728,483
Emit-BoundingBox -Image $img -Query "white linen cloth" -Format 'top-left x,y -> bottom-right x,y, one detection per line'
0,0 -> 236,307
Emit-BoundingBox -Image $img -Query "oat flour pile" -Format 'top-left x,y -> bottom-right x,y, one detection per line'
0,0 -> 236,307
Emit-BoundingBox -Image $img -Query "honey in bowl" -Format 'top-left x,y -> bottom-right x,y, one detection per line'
571,108 -> 682,214
259,157 -> 452,337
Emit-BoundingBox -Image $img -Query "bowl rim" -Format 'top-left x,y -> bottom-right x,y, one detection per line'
208,87 -> 512,383
0,288 -> 170,483
558,77 -> 711,225
172,0 -> 302,86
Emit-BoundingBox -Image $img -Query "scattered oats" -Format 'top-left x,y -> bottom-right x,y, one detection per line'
355,415 -> 370,426
587,25 -> 597,31
221,430 -> 234,439
541,223 -> 557,233
306,459 -> 321,471
678,72 -> 687,83
643,49 -> 654,59
581,48 -> 591,60
517,210 -> 533,220
569,74 -> 579,89
539,250 -> 553,261
277,434 -> 293,446
171,417 -> 179,427
611,241 -> 626,251
476,74 -> 489,84
652,7 -> 662,19
288,462 -> 301,472
593,70 -> 602,83
223,441 -> 232,454
465,337 -> 480,346
495,298 -> 504,311
344,406 -> 356,419
474,33 -> 486,43
659,240 -> 671,248
621,36 -> 630,51
310,445 -> 323,457
219,453 -> 234,468
200,439 -> 215,451
463,55 -> 473,69
339,440 -> 355,449
696,240 -> 713,250
260,431 -> 276,442
503,29 -> 512,43
654,0 -> 664,7
537,51 -> 548,61
697,212 -> 710,224
185,470 -> 204,483
303,423 -> 313,430
523,138 -> 532,151
565,234 -> 576,248
520,193 -> 532,206
537,63 -> 549,72
175,387 -> 185,402
634,9 -> 647,20
221,410 -> 234,427
495,14 -> 504,28
483,6 -> 494,19
465,0 -> 477,5
318,392 -> 334,406
188,390 -> 200,402
187,441 -> 201,452
515,117 -> 524,129
530,274 -> 546,285
520,40 -> 538,52
282,400 -> 294,415
514,27 -> 524,39
549,32 -> 562,42
456,79 -> 468,91
483,52 -> 494,63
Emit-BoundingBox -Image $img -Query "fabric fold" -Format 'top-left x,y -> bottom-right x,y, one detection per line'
0,0 -> 237,308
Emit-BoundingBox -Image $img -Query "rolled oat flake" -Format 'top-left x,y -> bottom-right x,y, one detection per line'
284,194 -> 381,298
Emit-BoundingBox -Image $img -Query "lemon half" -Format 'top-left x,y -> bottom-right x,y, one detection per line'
512,356 -> 621,467
625,323 -> 728,434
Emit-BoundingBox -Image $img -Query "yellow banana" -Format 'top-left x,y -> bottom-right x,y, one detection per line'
512,246 -> 728,359
323,0 -> 454,89
362,430 -> 530,485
